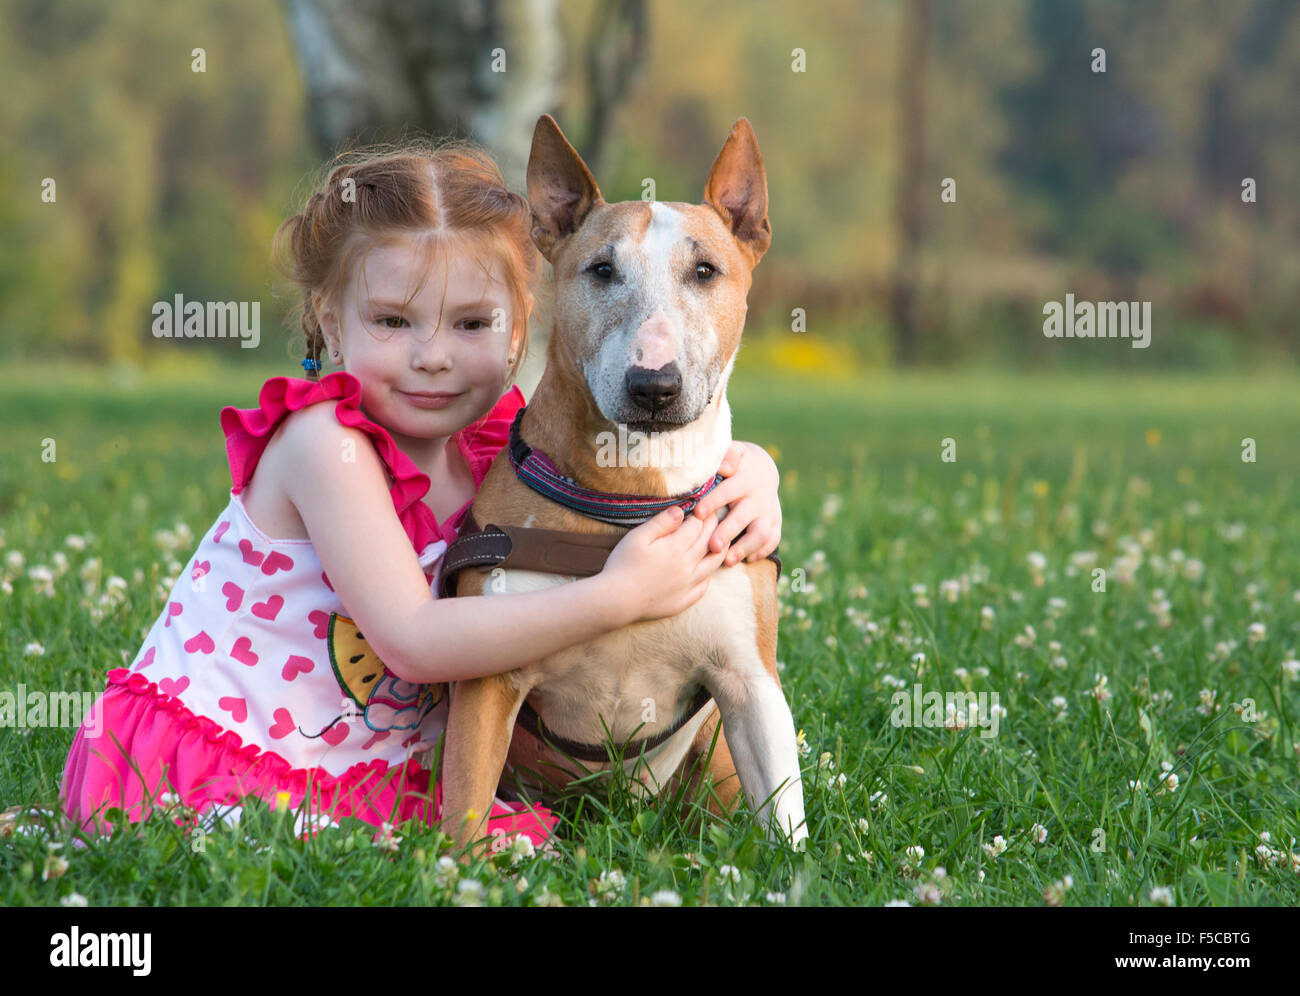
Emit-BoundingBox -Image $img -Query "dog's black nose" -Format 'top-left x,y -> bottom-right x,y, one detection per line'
625,363 -> 682,413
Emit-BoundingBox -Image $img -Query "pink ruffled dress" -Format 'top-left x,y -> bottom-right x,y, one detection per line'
61,370 -> 557,844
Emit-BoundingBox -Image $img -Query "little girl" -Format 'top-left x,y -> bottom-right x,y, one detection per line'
60,138 -> 783,847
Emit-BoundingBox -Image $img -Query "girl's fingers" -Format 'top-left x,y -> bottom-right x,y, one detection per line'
718,441 -> 746,476
708,496 -> 754,553
725,518 -> 773,565
694,476 -> 740,522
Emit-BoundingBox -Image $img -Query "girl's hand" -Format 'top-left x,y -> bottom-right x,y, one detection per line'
690,441 -> 782,565
602,506 -> 728,623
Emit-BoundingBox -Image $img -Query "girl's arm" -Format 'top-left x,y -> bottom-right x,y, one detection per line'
689,440 -> 783,565
279,406 -> 724,684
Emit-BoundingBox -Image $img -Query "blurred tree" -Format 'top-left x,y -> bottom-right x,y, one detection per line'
279,0 -> 647,184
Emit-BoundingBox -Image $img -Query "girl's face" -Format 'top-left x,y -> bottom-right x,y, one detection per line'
317,235 -> 524,459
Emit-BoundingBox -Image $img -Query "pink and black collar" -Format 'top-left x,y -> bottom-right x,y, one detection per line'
507,406 -> 723,527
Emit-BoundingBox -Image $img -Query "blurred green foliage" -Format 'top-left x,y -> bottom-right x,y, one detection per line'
2,0 -> 1297,371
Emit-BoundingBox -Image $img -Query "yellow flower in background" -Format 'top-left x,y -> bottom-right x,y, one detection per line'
1178,467 -> 1195,484
274,791 -> 291,811
1031,480 -> 1049,498
1145,429 -> 1161,448
765,444 -> 781,462
745,335 -> 860,377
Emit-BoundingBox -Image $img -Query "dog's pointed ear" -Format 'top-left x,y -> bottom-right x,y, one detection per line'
527,114 -> 604,262
703,118 -> 771,265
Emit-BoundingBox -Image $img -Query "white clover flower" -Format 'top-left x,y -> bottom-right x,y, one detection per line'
765,891 -> 787,904
5,550 -> 24,571
1247,622 -> 1266,646
1196,688 -> 1220,716
372,821 -> 402,852
884,899 -> 912,907
533,887 -> 564,907
1014,625 -> 1036,649
1027,551 -> 1047,572
455,879 -> 485,906
24,641 -> 45,657
433,855 -> 459,889
943,703 -> 969,731
65,535 -> 87,552
795,729 -> 812,757
651,889 -> 682,907
1281,656 -> 1300,681
939,579 -> 961,603
596,868 -> 626,902
904,845 -> 925,863
980,605 -> 995,630
42,854 -> 70,881
858,818 -> 870,834
818,751 -> 835,771
1051,696 -> 1068,714
914,880 -> 942,905
1091,674 -> 1111,703
1044,877 -> 1073,906
717,864 -> 741,885
509,833 -> 535,864
60,892 -> 88,907
983,835 -> 1007,859
953,666 -> 969,682
1031,823 -> 1048,844
1148,885 -> 1174,907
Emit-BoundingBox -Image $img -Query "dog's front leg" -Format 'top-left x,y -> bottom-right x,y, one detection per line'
441,673 -> 527,855
711,673 -> 807,849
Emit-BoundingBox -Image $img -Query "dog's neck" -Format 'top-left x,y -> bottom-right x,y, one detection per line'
521,325 -> 734,497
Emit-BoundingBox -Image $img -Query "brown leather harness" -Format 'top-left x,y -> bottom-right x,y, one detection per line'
436,460 -> 783,763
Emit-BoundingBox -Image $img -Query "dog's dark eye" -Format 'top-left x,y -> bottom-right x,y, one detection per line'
695,263 -> 717,282
588,261 -> 614,281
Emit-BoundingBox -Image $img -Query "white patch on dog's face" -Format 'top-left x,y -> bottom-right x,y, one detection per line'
559,200 -> 749,435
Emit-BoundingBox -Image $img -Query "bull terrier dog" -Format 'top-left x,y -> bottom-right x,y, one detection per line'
438,113 -> 806,852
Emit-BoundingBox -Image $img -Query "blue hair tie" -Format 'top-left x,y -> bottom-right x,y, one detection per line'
301,357 -> 321,373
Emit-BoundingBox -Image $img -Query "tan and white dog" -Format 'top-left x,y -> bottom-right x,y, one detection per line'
439,114 -> 806,851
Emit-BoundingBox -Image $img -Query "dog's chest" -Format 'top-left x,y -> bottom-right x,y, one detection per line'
483,560 -> 761,743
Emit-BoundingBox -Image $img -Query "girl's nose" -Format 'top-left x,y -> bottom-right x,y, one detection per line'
411,325 -> 452,368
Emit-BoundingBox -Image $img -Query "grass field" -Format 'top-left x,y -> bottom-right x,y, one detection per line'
2,362 -> 1298,906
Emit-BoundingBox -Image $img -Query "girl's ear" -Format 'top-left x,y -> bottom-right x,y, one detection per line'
313,291 -> 340,353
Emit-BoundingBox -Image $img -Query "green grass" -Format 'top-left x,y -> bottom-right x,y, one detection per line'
2,362 -> 1299,906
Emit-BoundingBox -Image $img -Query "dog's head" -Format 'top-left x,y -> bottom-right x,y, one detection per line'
527,114 -> 770,434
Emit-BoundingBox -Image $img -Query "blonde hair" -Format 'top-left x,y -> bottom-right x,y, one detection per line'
274,137 -> 538,387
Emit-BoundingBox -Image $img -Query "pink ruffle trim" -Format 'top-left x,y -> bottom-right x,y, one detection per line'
219,371 -> 524,549
60,668 -> 557,845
